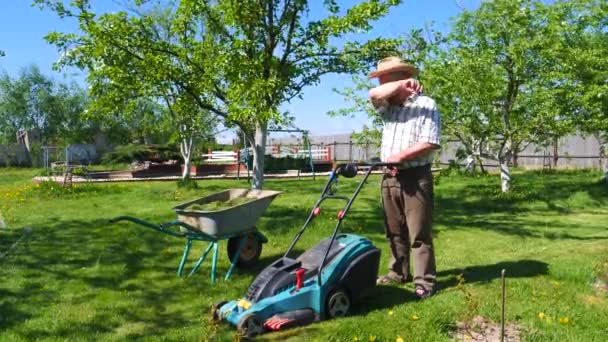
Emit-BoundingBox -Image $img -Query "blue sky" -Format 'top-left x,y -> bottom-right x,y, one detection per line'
0,1 -> 480,141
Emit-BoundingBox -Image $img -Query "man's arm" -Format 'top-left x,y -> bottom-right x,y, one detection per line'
386,142 -> 440,163
369,80 -> 407,108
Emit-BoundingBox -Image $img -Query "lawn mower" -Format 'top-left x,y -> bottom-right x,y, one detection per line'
213,162 -> 392,338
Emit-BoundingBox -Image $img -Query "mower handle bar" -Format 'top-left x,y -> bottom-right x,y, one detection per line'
284,159 -> 401,286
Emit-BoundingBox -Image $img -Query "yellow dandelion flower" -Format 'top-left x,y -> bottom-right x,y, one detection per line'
369,336 -> 376,342
411,314 -> 419,321
353,337 -> 359,341
396,337 -> 404,342
538,312 -> 546,320
559,317 -> 569,325
388,310 -> 394,316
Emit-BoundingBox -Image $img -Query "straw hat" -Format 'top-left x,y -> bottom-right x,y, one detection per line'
368,56 -> 418,78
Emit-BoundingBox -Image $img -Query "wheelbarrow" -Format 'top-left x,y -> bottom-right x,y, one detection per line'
110,188 -> 281,284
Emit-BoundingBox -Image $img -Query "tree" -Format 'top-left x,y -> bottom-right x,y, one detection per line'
330,0 -> 606,192
554,0 -> 607,175
35,0 -> 403,188
0,64 -> 91,145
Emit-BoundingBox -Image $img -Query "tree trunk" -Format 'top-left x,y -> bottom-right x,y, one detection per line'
476,155 -> 486,174
251,121 -> 268,190
600,141 -> 608,184
474,139 -> 486,174
465,154 -> 475,173
553,136 -> 558,167
180,131 -> 193,179
512,151 -> 519,168
499,155 -> 511,192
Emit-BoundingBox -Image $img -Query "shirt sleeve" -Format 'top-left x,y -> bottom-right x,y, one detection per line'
418,100 -> 441,146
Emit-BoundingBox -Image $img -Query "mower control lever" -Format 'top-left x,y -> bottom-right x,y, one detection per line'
295,268 -> 305,290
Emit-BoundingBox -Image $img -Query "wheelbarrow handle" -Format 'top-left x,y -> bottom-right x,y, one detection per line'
109,216 -> 187,238
159,220 -> 216,241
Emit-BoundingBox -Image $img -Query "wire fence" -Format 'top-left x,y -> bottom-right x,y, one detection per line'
1,134 -> 605,169
269,134 -> 606,170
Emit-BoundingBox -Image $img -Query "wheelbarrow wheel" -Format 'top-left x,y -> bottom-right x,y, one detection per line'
227,232 -> 262,268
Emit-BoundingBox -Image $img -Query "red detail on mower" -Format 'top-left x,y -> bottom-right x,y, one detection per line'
295,268 -> 305,290
337,210 -> 344,219
264,318 -> 293,331
313,207 -> 320,216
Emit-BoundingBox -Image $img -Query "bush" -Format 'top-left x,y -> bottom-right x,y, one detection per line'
257,156 -> 308,171
176,176 -> 199,189
101,144 -> 181,164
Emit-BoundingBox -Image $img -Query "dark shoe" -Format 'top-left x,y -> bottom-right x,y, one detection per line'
414,285 -> 434,299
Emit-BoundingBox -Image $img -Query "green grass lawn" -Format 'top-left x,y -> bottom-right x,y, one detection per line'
1,168 -> 607,341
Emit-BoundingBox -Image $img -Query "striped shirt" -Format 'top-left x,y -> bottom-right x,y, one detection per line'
378,94 -> 441,169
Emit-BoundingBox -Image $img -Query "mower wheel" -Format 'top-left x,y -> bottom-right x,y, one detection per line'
211,301 -> 227,322
326,288 -> 351,319
237,313 -> 264,338
228,232 -> 262,268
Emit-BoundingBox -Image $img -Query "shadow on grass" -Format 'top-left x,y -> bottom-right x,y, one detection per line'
351,285 -> 414,315
0,288 -> 34,331
436,259 -> 549,291
435,169 -> 608,214
1,170 -> 605,338
0,216 -> 194,335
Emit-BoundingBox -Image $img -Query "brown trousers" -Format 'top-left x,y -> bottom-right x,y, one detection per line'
381,164 -> 436,290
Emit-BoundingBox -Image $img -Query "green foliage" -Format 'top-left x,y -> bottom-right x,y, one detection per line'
35,0 -> 404,188
425,0 -> 607,161
30,180 -> 126,198
332,0 -> 607,191
0,64 -> 93,145
100,144 -> 181,165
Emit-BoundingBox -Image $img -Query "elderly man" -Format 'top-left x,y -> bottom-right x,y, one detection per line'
368,56 -> 441,299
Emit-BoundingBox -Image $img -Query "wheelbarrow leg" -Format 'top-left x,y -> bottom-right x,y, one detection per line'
189,242 -> 215,277
211,242 -> 219,284
177,239 -> 193,277
225,235 -> 248,281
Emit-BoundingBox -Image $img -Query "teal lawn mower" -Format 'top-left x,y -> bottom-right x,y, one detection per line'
213,162 -> 392,338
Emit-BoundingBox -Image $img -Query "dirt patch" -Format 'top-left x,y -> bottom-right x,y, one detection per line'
593,275 -> 608,295
450,316 -> 522,342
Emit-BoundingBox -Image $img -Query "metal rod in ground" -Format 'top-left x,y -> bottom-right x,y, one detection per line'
501,269 -> 506,342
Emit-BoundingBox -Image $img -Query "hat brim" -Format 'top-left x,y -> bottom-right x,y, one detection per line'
368,64 -> 418,78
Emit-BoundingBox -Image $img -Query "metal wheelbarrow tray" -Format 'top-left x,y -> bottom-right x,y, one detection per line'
110,188 -> 281,283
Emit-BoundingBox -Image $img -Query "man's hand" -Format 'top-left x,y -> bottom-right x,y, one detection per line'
386,154 -> 403,176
